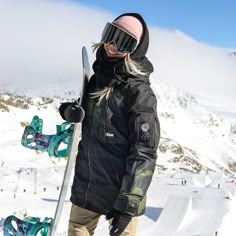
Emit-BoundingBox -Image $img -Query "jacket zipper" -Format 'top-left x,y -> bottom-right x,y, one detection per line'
83,141 -> 91,207
83,99 -> 95,206
103,91 -> 112,142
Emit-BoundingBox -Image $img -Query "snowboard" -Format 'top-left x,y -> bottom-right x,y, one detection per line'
7,46 -> 90,236
49,46 -> 90,235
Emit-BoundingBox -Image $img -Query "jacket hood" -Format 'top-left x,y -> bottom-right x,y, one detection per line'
92,13 -> 153,88
113,13 -> 149,59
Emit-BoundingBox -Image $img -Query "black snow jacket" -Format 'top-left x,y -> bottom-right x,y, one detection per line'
70,13 -> 160,216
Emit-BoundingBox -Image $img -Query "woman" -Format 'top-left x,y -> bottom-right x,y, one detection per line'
59,12 -> 160,236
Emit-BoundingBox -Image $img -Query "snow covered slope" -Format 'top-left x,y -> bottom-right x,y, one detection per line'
1,86 -> 236,235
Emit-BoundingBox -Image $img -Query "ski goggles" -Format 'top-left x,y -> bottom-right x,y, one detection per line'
101,22 -> 139,53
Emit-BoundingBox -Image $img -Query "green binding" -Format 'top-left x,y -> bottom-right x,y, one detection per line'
3,215 -> 53,236
21,116 -> 74,157
48,122 -> 74,157
23,216 -> 53,236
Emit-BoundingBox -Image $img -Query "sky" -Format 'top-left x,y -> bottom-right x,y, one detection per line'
0,0 -> 236,113
69,0 -> 236,49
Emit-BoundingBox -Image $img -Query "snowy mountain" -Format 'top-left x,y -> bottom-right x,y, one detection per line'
1,83 -> 236,236
1,34 -> 236,234
1,80 -> 236,175
152,81 -> 236,174
1,1 -> 236,233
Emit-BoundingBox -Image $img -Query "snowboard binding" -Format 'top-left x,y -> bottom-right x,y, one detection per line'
21,116 -> 74,157
3,215 -> 52,236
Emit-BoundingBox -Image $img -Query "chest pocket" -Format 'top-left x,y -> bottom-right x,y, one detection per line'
97,90 -> 129,144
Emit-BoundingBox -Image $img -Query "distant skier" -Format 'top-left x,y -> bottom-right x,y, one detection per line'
60,13 -> 160,236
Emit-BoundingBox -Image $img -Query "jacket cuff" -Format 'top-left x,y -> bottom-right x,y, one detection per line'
113,196 -> 138,216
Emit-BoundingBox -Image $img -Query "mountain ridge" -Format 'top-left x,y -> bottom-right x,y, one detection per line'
1,84 -> 235,174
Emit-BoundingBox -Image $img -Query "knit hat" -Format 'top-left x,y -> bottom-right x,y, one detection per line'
113,16 -> 143,41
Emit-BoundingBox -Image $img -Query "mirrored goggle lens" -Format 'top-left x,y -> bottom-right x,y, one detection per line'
101,23 -> 138,53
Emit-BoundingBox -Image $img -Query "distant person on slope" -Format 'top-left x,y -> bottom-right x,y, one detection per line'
59,12 -> 160,236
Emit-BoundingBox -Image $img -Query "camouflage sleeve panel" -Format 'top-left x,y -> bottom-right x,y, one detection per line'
113,88 -> 160,216
113,145 -> 158,215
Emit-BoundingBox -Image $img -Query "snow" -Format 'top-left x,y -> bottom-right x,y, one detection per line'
2,162 -> 236,235
0,1 -> 236,235
1,102 -> 236,236
1,70 -> 236,236
1,89 -> 236,235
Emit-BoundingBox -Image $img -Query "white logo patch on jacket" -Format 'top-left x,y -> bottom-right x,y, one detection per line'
106,132 -> 114,137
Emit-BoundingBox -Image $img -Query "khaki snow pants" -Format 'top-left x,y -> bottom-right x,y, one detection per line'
68,204 -> 138,236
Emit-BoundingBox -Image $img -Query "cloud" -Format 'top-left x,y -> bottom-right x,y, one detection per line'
148,28 -> 236,111
0,0 -> 114,94
0,0 -> 236,111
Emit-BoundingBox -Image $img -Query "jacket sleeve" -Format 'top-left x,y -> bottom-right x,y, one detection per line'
113,85 -> 160,215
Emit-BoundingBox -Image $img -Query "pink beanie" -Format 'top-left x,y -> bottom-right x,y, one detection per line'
113,16 -> 143,41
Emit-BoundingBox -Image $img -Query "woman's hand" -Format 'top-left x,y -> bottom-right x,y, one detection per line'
59,102 -> 85,123
106,209 -> 132,236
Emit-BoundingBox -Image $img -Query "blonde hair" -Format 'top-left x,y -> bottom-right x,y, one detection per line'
89,86 -> 113,106
92,42 -> 148,76
90,42 -> 148,105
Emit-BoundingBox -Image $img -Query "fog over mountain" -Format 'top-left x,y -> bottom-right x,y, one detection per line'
0,0 -> 236,114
